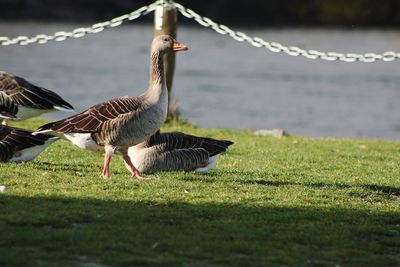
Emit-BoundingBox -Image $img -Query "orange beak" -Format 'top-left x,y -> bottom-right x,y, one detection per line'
172,41 -> 188,52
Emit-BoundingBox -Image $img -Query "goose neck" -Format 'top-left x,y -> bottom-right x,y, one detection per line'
149,50 -> 164,87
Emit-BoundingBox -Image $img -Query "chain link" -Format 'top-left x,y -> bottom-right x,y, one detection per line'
1,0 -> 399,62
172,2 -> 400,62
0,0 -> 162,46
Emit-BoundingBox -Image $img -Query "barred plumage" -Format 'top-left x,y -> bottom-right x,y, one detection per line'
0,125 -> 57,162
129,131 -> 234,173
37,96 -> 143,137
0,71 -> 74,124
34,35 -> 188,179
0,92 -> 18,120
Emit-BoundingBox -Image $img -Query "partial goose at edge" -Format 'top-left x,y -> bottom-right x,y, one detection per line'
0,125 -> 58,163
0,71 -> 74,125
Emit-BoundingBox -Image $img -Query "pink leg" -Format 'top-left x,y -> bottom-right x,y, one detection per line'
122,154 -> 151,180
101,146 -> 114,178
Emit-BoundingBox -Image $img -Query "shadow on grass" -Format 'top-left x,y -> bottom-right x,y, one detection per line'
1,195 -> 399,267
178,174 -> 219,183
364,184 -> 400,196
241,179 -> 400,196
37,162 -> 91,168
241,179 -> 352,189
34,161 -> 98,172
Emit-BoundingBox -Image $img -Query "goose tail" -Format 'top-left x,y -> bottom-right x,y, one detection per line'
32,121 -> 58,135
195,155 -> 219,173
54,106 -> 75,113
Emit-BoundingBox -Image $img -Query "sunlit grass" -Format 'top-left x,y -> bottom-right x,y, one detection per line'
1,118 -> 399,266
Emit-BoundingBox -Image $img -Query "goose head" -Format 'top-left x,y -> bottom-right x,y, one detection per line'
151,35 -> 188,54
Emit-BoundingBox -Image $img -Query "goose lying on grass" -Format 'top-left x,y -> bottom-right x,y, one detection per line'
34,35 -> 188,179
129,131 -> 234,173
0,125 -> 57,162
0,71 -> 74,125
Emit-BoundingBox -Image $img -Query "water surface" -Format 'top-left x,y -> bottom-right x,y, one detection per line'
1,23 -> 399,139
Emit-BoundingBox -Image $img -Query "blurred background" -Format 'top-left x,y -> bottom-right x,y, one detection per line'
1,0 -> 400,139
2,0 -> 400,26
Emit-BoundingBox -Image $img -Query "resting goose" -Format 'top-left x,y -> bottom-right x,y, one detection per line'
128,131 -> 234,173
0,71 -> 74,125
34,35 -> 188,179
0,125 -> 58,162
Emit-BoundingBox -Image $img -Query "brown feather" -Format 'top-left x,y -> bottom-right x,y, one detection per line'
130,131 -> 234,173
0,125 -> 55,162
0,71 -> 74,110
148,131 -> 234,156
0,92 -> 18,119
39,96 -> 143,134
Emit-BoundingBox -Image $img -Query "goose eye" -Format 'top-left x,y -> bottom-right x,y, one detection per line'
163,37 -> 169,42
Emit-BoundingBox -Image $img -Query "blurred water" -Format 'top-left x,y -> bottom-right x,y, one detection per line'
1,23 -> 400,139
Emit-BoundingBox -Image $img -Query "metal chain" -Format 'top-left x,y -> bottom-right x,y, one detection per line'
1,0 -> 399,62
0,0 -> 162,46
172,2 -> 400,62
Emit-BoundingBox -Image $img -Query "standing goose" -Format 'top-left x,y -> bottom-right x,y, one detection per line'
0,125 -> 58,162
128,131 -> 234,173
34,35 -> 188,179
0,71 -> 74,125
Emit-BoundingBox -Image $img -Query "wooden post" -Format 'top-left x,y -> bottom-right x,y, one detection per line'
154,1 -> 179,121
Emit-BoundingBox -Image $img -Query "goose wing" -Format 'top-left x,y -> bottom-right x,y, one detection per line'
131,132 -> 234,173
0,125 -> 54,162
36,96 -> 143,134
0,71 -> 74,110
0,91 -> 18,119
148,131 -> 234,156
141,147 -> 210,173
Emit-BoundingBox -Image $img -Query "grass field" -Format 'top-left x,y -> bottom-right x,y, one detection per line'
1,119 -> 399,267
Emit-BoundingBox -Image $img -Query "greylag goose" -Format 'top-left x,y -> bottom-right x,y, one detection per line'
34,35 -> 188,179
0,71 -> 74,125
0,125 -> 58,162
128,131 -> 234,173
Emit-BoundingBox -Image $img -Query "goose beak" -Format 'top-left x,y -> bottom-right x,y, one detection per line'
172,41 -> 188,52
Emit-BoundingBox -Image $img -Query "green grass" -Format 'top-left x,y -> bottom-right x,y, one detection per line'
1,118 -> 400,267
